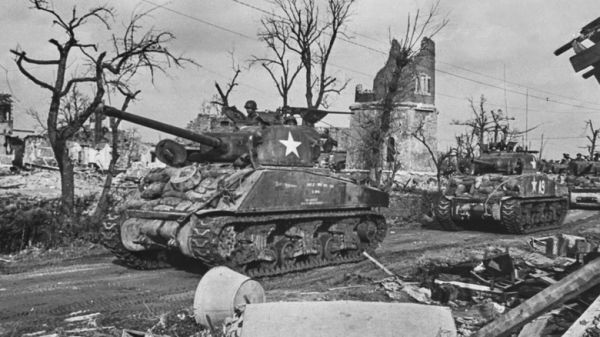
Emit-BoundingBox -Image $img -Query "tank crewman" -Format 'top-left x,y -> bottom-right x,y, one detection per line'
283,113 -> 298,125
594,153 -> 600,161
320,128 -> 338,153
575,153 -> 585,161
244,100 -> 258,122
561,153 -> 571,164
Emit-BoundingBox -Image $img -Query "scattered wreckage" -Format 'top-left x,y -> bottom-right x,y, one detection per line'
99,104 -> 389,277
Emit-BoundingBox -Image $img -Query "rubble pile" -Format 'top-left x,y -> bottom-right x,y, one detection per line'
0,169 -> 104,198
361,234 -> 600,337
0,193 -> 97,253
385,191 -> 439,225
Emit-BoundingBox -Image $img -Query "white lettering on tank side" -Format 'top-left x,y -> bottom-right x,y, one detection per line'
307,182 -> 335,189
301,198 -> 325,205
275,181 -> 298,188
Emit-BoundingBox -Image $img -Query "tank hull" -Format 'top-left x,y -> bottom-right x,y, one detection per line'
435,195 -> 568,234
102,165 -> 388,276
436,172 -> 568,234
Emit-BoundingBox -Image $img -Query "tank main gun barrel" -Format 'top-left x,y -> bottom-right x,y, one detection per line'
97,104 -> 224,150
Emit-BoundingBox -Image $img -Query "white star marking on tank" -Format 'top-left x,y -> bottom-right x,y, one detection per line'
279,131 -> 301,158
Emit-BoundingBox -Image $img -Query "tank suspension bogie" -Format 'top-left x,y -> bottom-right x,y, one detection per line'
434,195 -> 567,234
204,213 -> 386,276
500,198 -> 568,234
102,209 -> 387,277
434,196 -> 467,231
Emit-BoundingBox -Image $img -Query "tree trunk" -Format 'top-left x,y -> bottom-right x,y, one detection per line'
92,117 -> 119,221
55,140 -> 75,219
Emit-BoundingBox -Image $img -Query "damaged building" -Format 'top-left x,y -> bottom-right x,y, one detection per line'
347,37 -> 438,172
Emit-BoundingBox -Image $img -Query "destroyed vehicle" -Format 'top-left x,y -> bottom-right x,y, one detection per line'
436,143 -> 568,234
565,160 -> 600,208
99,105 -> 388,277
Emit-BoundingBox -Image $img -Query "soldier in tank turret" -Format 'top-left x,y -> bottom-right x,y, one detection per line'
244,100 -> 258,122
320,128 -> 338,153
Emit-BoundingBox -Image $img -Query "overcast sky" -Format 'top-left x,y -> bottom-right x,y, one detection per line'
2,0 -> 600,159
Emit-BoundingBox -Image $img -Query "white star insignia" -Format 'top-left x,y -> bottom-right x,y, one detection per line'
279,131 -> 301,158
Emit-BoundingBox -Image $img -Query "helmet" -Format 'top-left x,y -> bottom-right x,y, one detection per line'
244,100 -> 257,110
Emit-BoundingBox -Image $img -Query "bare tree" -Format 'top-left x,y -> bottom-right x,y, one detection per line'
252,16 -> 303,107
260,0 -> 354,110
453,95 -> 490,151
214,51 -> 242,109
412,120 -> 453,191
11,1 -> 190,220
91,87 -> 140,222
25,108 -> 47,133
585,119 -> 600,158
452,95 -> 513,153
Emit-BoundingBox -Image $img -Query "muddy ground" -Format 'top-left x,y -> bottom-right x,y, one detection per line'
1,208 -> 599,336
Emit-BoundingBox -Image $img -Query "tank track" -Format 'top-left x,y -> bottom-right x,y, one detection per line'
435,196 -> 465,231
187,210 -> 387,278
500,197 -> 568,234
103,210 -> 387,277
101,215 -> 174,270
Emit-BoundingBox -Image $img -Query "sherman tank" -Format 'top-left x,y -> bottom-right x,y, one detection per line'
435,143 -> 568,234
565,160 -> 600,208
99,105 -> 388,277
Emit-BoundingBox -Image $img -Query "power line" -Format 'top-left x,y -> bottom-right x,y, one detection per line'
437,68 -> 600,112
231,0 -> 600,110
145,0 -> 600,115
438,60 -> 600,108
141,0 -> 255,40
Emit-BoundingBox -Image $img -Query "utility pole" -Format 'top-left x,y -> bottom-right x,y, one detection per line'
525,89 -> 529,150
503,63 -> 508,119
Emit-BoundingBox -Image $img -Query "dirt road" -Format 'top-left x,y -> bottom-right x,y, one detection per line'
1,209 -> 598,336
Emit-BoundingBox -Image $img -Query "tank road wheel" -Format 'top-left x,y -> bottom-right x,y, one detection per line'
320,234 -> 341,260
259,247 -> 278,270
356,220 -> 379,245
276,240 -> 296,268
554,200 -> 568,227
435,196 -> 464,231
101,216 -> 172,270
500,199 -> 525,234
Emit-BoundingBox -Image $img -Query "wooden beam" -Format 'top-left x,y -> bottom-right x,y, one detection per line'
561,294 -> 600,337
570,42 -> 600,72
517,313 -> 552,337
472,257 -> 600,337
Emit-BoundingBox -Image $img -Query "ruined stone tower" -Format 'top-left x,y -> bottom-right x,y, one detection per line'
347,38 -> 438,172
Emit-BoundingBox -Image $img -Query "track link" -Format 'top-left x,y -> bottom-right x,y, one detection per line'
501,198 -> 568,234
187,210 -> 387,278
104,210 -> 387,277
435,196 -> 465,231
101,215 -> 172,270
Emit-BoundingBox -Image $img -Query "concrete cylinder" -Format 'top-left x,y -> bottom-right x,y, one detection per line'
193,266 -> 265,327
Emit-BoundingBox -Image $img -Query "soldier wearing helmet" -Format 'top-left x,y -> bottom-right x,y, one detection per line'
244,100 -> 258,121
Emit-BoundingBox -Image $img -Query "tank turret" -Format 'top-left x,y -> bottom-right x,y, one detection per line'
98,104 -> 321,167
